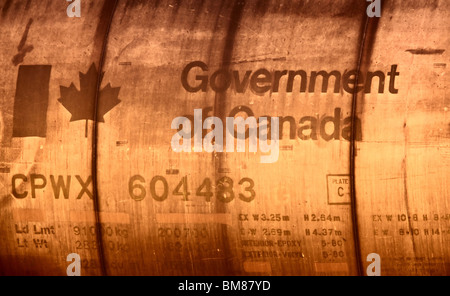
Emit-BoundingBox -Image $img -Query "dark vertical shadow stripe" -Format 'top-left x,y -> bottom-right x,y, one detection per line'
213,0 -> 246,275
91,0 -> 119,276
350,1 -> 386,276
1,0 -> 13,17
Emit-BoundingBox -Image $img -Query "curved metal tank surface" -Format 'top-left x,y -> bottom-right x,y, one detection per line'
0,0 -> 448,276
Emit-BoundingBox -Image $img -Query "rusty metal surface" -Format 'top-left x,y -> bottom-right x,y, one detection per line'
0,0 -> 449,276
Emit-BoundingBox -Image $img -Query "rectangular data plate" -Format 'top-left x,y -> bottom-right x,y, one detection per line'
327,174 -> 351,205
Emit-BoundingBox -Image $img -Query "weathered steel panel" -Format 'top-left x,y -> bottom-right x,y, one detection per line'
0,0 -> 448,276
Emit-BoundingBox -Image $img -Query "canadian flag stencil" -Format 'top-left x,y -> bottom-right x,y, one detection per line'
12,65 -> 52,138
58,63 -> 121,137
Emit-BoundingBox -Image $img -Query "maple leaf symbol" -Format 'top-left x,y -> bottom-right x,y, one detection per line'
58,63 -> 121,137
